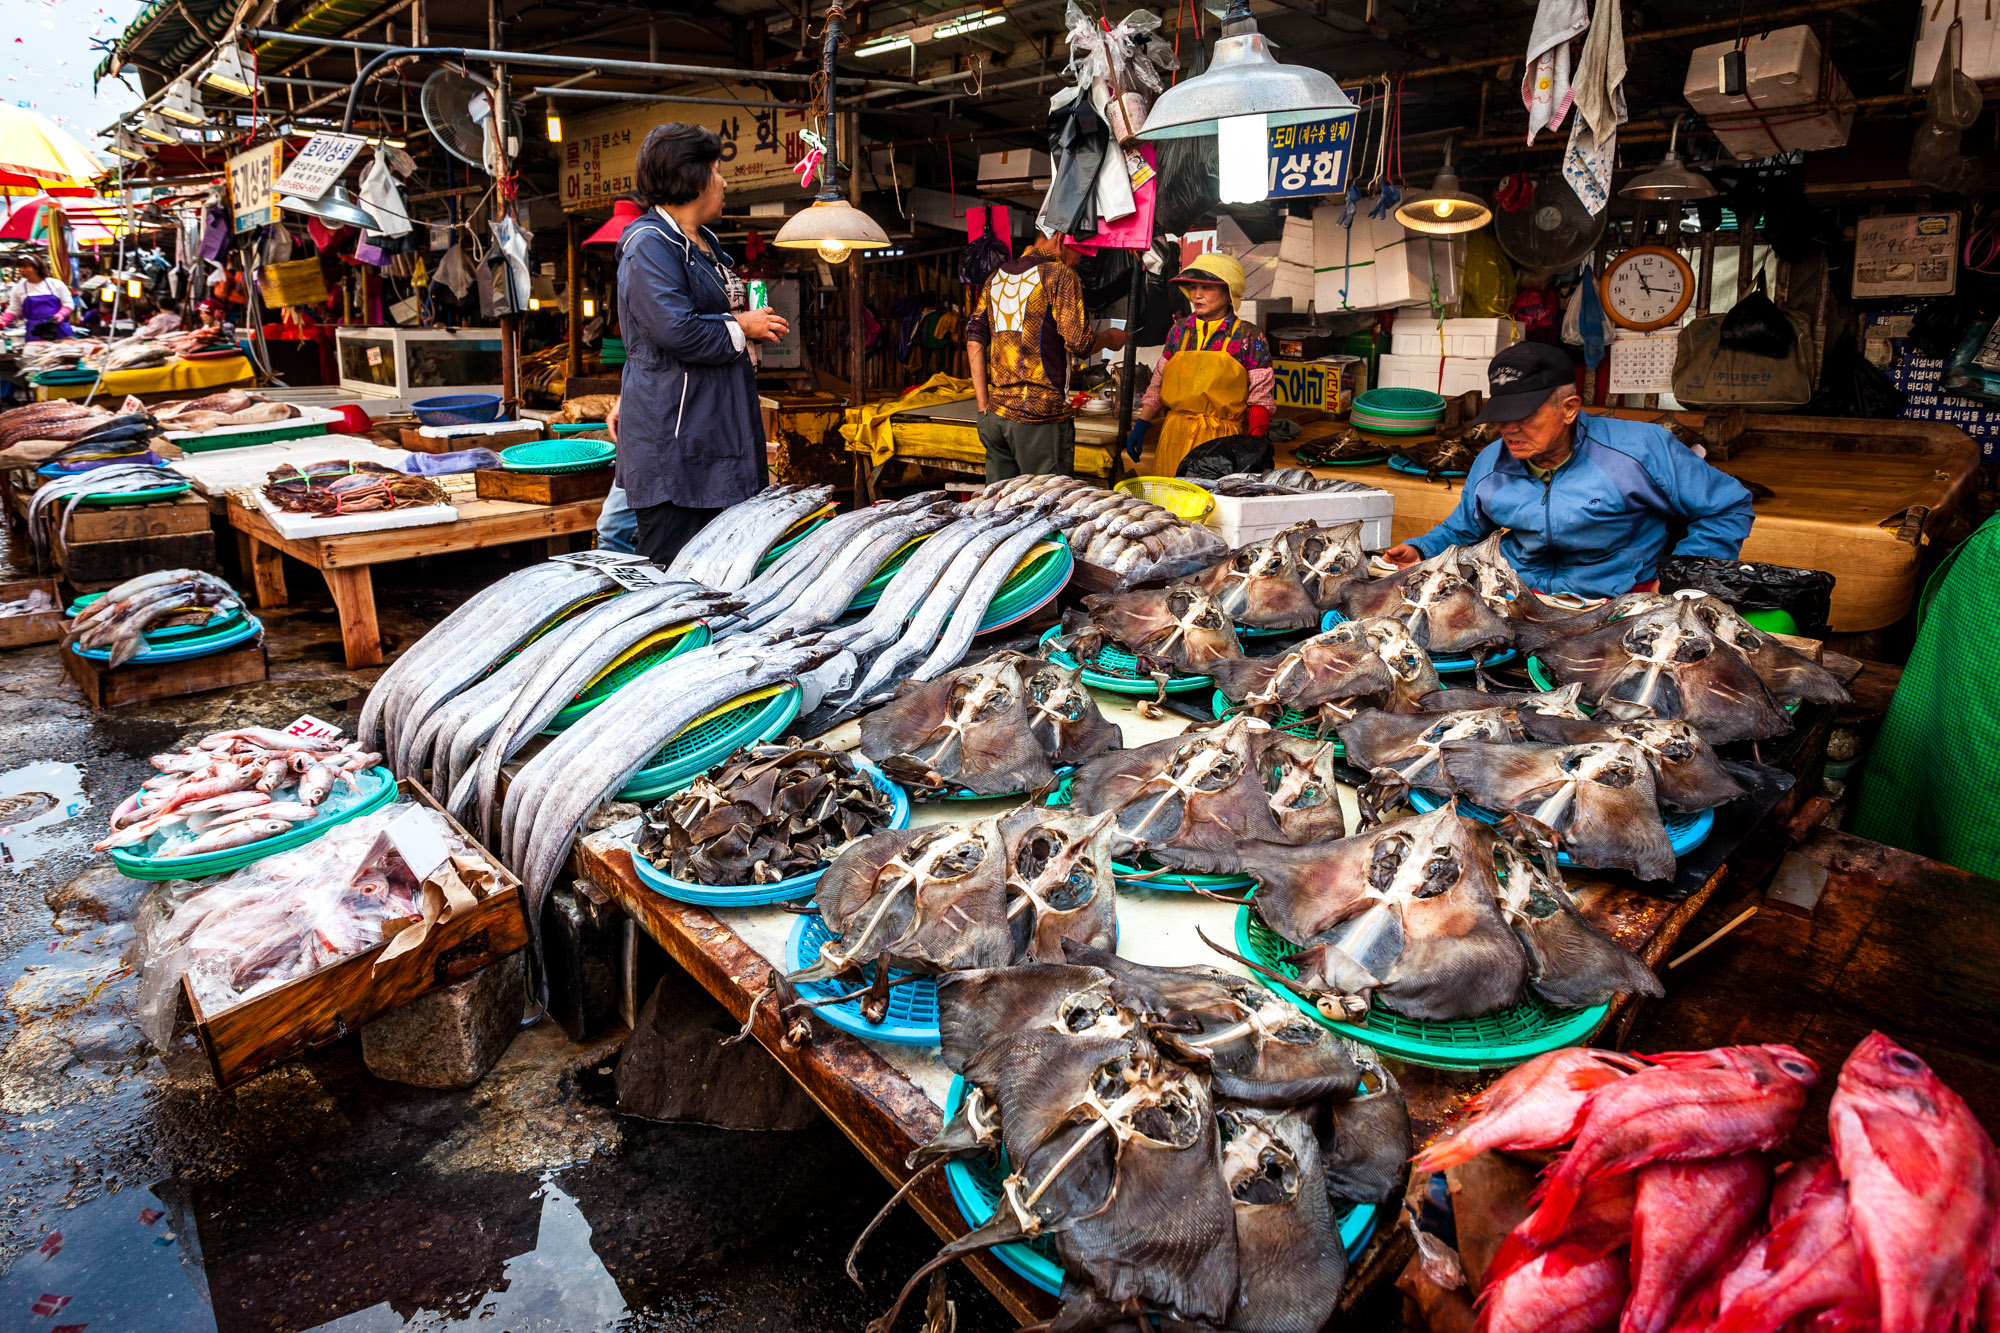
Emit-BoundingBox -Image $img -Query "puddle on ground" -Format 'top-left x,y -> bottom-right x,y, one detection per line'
0,762 -> 89,871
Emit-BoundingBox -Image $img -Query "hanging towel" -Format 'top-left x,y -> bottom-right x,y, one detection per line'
1562,0 -> 1627,216
359,148 -> 413,238
1522,0 -> 1588,144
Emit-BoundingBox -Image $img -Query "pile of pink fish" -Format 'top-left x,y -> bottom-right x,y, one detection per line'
96,726 -> 382,858
1415,1033 -> 2000,1333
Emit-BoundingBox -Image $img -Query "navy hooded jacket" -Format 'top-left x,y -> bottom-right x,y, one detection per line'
1409,412 -> 1755,598
614,209 -> 765,510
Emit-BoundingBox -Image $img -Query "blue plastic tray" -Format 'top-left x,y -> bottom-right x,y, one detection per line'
1387,455 -> 1468,478
941,1075 -> 1380,1296
1405,787 -> 1715,864
786,913 -> 940,1046
67,613 -> 262,664
627,757 -> 910,907
1321,607 -> 1516,674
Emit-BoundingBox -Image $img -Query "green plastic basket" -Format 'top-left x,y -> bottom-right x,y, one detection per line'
77,481 -> 192,505
752,506 -> 837,574
617,683 -> 804,802
500,438 -> 614,473
174,419 -> 329,452
110,765 -> 399,881
1210,689 -> 1346,753
549,421 -> 609,436
545,621 -> 710,732
1037,624 -> 1212,695
1354,387 -> 1447,415
1234,904 -> 1609,1071
67,593 -> 244,643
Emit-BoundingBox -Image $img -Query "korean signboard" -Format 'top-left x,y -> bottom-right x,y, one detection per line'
560,88 -> 812,212
272,132 -> 366,203
227,140 -> 284,233
1267,116 -> 1355,199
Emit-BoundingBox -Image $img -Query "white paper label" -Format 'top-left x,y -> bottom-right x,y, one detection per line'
365,346 -> 384,366
382,805 -> 451,883
282,713 -> 345,742
272,131 -> 368,202
551,551 -> 677,589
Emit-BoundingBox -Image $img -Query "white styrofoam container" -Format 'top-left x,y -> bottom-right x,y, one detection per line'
1683,26 -> 1852,159
1374,232 -> 1462,309
1278,215 -> 1315,269
1205,486 -> 1394,550
1390,317 -> 1525,361
1375,353 -> 1492,397
1240,297 -> 1293,326
977,149 -> 1050,184
1270,261 -> 1315,307
252,490 -> 459,539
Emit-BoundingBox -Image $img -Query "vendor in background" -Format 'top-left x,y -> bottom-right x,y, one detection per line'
606,124 -> 787,564
966,232 -> 1123,482
1123,254 -> 1274,477
197,298 -> 235,340
0,256 -> 75,340
1382,343 -> 1754,598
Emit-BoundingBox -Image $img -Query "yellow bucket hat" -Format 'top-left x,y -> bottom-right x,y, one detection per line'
1176,252 -> 1245,306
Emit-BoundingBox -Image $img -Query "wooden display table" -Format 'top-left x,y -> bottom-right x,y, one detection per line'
1286,412 -> 1980,633
226,493 -> 602,669
572,688 -> 1834,1322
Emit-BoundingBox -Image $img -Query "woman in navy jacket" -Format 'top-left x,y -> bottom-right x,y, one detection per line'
608,124 -> 788,563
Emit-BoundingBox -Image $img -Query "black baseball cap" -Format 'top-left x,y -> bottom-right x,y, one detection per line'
1474,342 -> 1580,424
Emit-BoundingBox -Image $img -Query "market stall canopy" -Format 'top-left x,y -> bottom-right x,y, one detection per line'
0,107 -> 107,196
0,197 -> 137,245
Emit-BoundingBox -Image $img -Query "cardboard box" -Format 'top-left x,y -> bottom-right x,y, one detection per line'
185,778 -> 526,1088
977,149 -> 1051,185
1205,484 -> 1394,549
1684,25 -> 1852,158
1272,356 -> 1365,413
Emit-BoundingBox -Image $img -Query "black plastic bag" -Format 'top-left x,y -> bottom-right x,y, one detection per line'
1178,433 -> 1273,479
1719,272 -> 1796,359
1803,329 -> 1907,419
1152,136 -> 1219,236
1043,95 -> 1107,239
1131,240 -> 1185,346
957,206 -> 1013,291
1658,556 -> 1835,639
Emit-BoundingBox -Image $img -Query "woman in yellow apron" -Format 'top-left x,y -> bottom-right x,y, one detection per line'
1124,253 -> 1276,476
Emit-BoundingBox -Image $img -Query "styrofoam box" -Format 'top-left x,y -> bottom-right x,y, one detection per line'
1278,215 -> 1315,268
1684,26 -> 1853,158
1390,318 -> 1525,361
977,149 -> 1050,184
1375,352 -> 1492,398
1206,486 -> 1394,550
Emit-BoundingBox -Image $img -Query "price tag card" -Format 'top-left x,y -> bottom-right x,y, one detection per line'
550,551 -> 679,589
273,131 -> 367,202
282,713 -> 345,742
382,805 -> 452,883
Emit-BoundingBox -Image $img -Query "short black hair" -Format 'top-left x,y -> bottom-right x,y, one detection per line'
635,123 -> 723,207
17,255 -> 45,280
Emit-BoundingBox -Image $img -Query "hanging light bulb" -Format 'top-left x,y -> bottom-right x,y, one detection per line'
545,101 -> 563,144
107,127 -> 149,162
1394,138 -> 1492,235
772,7 -> 892,259
817,238 -> 852,265
203,42 -> 258,98
1216,114 -> 1270,204
159,78 -> 206,126
99,284 -> 116,304
125,276 -> 144,298
582,297 -> 596,318
1620,114 -> 1716,202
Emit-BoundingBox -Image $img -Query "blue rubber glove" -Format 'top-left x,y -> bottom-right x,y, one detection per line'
1124,420 -> 1150,461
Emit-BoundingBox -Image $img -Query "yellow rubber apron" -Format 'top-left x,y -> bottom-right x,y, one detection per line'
1154,333 -> 1249,478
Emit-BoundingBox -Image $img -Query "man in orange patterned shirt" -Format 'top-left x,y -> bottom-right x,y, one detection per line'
966,233 -> 1118,481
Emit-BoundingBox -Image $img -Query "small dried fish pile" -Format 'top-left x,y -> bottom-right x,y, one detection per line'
1068,714 -> 1346,872
1058,584 -> 1244,679
1222,800 -> 1662,1021
1520,591 -> 1850,745
635,742 -> 894,884
1296,427 -> 1394,465
262,460 -> 449,515
1340,545 -> 1517,656
779,809 -> 1120,1021
1196,469 -> 1384,497
1410,1034 -> 1994,1333
66,569 -> 242,669
1210,615 -> 1442,727
861,951 -> 1412,1332
133,800 -> 503,1021
1394,423 -> 1495,479
26,463 -> 187,570
858,651 -> 1120,797
95,726 -> 380,857
1185,523 -> 1325,629
663,482 -> 837,591
961,472 -> 1228,583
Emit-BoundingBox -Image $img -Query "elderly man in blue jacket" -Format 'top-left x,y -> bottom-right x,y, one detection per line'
1383,343 -> 1755,597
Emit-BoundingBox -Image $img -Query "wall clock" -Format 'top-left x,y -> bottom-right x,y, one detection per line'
1599,245 -> 1695,331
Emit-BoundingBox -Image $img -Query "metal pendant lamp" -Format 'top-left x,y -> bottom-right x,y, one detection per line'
773,2 -> 890,264
1620,114 -> 1715,202
278,183 -> 380,230
1137,0 -> 1357,140
1395,138 -> 1493,234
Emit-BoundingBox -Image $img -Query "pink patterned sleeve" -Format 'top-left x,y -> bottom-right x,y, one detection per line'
1140,345 -> 1173,417
1248,365 -> 1276,410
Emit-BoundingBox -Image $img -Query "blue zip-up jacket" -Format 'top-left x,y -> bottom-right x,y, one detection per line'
1409,412 -> 1755,598
614,209 -> 764,510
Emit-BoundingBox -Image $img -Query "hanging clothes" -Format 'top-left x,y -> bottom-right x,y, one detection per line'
359,148 -> 413,239
1562,0 -> 1627,215
1039,86 -> 1109,239
1522,0 -> 1588,145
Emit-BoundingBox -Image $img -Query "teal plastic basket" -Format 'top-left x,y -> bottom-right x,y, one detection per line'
1210,689 -> 1346,753
1234,905 -> 1609,1071
110,765 -> 399,881
500,438 -> 614,473
174,419 -> 329,452
1037,624 -> 1212,695
752,507 -> 837,574
67,593 -> 244,643
617,683 -> 803,802
77,481 -> 193,505
549,421 -> 608,436
544,621 -> 710,732
1354,387 -> 1447,415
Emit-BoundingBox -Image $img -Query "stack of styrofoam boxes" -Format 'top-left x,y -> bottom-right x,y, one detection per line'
1376,318 -> 1523,398
1684,26 -> 1850,160
1216,216 -> 1316,311
1206,484 -> 1395,550
1311,203 -> 1463,313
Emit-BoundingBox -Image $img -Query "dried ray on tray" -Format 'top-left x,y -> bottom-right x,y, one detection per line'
1489,814 -> 1667,1009
1286,519 -> 1368,610
1517,712 -> 1746,812
1059,584 -> 1244,677
1338,547 -> 1516,656
1440,737 -> 1678,881
1066,715 -> 1293,874
1185,527 -> 1324,629
859,654 -> 1056,798
1337,705 -> 1526,792
1208,616 -> 1442,725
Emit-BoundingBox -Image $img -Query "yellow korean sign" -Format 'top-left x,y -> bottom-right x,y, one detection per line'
560,87 -> 813,212
227,140 -> 284,233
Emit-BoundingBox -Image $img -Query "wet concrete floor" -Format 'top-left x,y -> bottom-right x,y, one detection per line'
0,533 -> 1017,1332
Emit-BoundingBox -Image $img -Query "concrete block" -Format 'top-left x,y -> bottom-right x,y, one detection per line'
361,950 -> 526,1089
